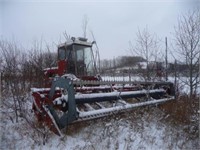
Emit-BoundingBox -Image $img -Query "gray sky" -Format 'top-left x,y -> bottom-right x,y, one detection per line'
1,0 -> 199,60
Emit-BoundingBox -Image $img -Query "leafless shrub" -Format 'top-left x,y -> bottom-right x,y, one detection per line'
174,9 -> 200,98
0,38 -> 57,146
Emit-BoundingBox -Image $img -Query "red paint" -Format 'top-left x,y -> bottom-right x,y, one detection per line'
58,60 -> 66,75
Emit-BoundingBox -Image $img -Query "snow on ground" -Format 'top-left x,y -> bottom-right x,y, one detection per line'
0,104 -> 198,150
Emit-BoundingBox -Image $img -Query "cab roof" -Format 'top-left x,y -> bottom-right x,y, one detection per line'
58,37 -> 93,48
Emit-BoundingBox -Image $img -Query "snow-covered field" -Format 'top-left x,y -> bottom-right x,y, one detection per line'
1,105 -> 198,150
0,76 -> 199,150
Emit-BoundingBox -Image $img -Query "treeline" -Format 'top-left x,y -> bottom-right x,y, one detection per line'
100,56 -> 145,70
100,56 -> 199,76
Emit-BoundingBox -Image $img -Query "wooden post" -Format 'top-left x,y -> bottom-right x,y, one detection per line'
165,37 -> 168,81
174,59 -> 177,99
129,68 -> 131,85
0,72 -> 2,99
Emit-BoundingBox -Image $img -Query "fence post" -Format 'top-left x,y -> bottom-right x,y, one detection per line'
129,68 -> 131,85
174,60 -> 177,99
0,72 -> 2,99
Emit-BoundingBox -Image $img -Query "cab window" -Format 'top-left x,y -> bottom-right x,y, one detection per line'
58,47 -> 65,60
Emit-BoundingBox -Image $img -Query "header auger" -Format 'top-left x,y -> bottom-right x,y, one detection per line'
31,37 -> 175,136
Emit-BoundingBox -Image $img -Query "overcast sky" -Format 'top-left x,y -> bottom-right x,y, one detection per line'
1,0 -> 199,60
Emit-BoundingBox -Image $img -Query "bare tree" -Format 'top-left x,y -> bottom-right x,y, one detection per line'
174,9 -> 200,98
129,27 -> 161,81
28,40 -> 46,87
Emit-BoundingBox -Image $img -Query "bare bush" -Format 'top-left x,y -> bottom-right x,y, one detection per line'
0,39 -> 26,122
0,38 -> 57,146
